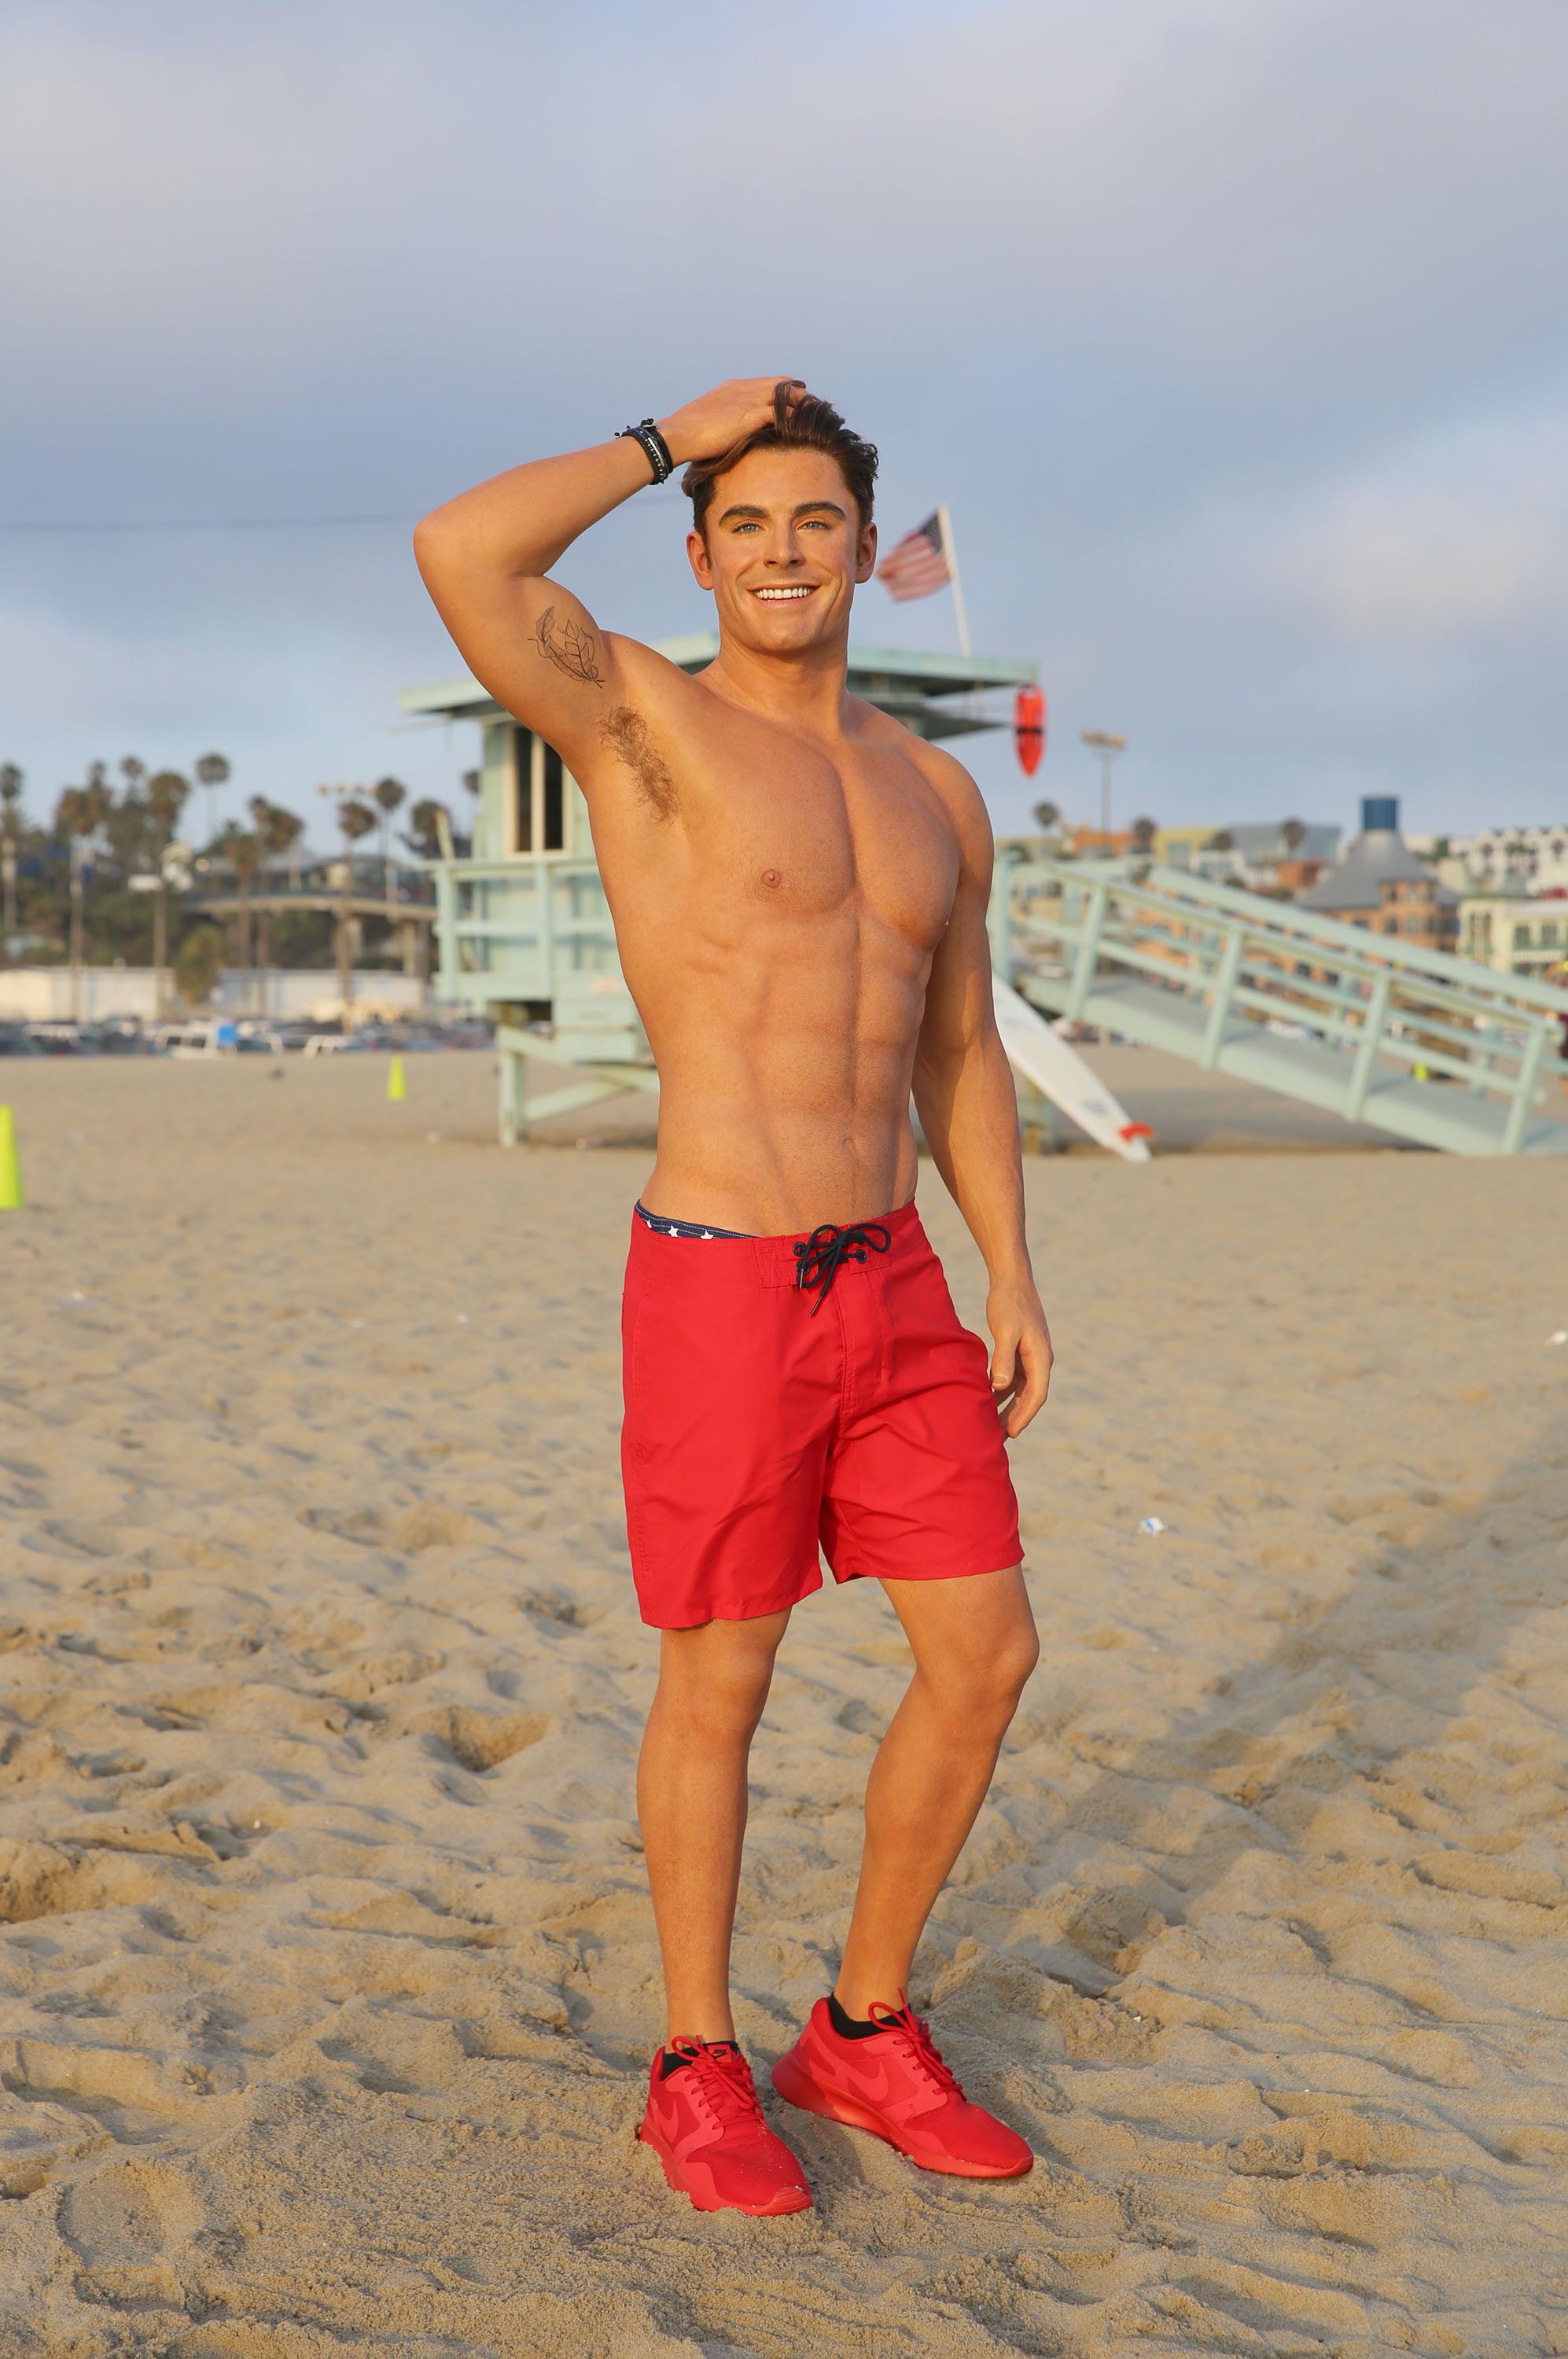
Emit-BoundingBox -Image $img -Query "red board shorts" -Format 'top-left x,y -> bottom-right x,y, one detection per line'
620,1200 -> 1022,1628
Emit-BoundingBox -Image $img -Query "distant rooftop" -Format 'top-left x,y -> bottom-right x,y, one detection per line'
399,637 -> 1038,745
1297,795 -> 1457,912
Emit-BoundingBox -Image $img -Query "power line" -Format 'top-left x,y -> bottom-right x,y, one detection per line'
0,496 -> 690,537
0,512 -> 414,535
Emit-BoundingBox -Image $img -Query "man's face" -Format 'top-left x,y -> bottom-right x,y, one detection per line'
686,446 -> 877,654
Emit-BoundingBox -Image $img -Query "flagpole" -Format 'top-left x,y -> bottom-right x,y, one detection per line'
936,503 -> 971,657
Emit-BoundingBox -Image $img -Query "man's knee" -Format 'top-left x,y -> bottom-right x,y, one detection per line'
654,1626 -> 780,1743
922,1618 -> 1039,1725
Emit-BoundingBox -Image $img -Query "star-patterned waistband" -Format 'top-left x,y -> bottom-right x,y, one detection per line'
635,1202 -> 755,1242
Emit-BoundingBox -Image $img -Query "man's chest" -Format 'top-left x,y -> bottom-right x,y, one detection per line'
683,732 -> 959,952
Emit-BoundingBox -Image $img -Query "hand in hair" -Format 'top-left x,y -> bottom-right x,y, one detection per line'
655,378 -> 809,468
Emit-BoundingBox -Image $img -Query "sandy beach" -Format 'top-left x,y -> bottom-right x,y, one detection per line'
2,1050 -> 1566,2357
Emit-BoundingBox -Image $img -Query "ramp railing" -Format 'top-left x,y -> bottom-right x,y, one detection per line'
991,856 -> 1568,1157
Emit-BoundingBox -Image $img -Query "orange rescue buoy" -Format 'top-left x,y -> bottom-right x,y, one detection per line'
1014,686 -> 1045,776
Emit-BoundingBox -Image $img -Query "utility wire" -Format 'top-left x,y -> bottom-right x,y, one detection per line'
0,513 -> 413,534
0,497 -> 689,535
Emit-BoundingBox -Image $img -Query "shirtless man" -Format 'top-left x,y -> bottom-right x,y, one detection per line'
414,379 -> 1052,2217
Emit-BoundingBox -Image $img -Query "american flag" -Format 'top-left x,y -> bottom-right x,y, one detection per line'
877,510 -> 950,602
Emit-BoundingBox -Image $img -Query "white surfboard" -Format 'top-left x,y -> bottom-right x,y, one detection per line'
992,973 -> 1153,1162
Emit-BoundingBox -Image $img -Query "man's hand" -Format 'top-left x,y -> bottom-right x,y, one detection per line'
657,377 -> 808,468
987,1279 -> 1053,1439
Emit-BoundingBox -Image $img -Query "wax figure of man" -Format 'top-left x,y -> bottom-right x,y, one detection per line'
415,380 -> 1053,2217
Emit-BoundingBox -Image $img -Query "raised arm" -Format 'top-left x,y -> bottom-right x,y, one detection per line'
412,378 -> 805,778
912,754 -> 1053,1437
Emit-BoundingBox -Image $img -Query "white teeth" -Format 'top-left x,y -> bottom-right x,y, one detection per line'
753,586 -> 815,601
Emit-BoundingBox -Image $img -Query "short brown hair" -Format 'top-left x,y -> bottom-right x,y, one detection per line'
683,382 -> 878,538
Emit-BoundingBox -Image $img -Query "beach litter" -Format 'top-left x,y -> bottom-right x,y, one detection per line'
1138,1514 -> 1169,1535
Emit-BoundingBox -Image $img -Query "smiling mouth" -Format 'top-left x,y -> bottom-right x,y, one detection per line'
750,584 -> 818,602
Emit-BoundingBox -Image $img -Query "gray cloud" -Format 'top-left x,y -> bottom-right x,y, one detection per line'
2,0 -> 1564,841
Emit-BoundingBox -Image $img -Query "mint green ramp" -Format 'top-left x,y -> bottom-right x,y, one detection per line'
990,858 -> 1568,1158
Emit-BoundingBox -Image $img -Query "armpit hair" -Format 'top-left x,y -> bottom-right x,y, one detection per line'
601,705 -> 677,820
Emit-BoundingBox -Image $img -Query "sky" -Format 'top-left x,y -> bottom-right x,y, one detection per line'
2,0 -> 1566,850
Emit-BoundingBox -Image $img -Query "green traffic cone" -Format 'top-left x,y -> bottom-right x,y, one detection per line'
0,1106 -> 22,1211
388,1054 -> 406,1103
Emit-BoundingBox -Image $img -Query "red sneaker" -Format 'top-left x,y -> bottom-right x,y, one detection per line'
771,1995 -> 1032,2180
639,2040 -> 813,2216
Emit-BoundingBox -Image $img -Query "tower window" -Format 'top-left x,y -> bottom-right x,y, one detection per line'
513,729 -> 569,854
543,741 -> 564,851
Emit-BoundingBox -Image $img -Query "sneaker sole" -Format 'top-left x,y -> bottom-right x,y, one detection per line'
637,2125 -> 813,2216
771,2053 -> 1032,2180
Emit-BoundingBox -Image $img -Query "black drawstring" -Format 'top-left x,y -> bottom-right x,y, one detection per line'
793,1221 -> 891,1316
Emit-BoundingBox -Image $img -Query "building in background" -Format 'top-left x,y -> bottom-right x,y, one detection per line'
1154,821 -> 1341,893
1456,885 -> 1568,981
1409,823 -> 1568,899
1296,797 -> 1459,949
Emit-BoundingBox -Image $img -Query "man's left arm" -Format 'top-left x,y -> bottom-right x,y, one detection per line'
911,754 -> 1052,1437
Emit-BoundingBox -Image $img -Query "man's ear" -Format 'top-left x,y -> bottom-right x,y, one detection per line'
686,528 -> 714,591
855,520 -> 878,585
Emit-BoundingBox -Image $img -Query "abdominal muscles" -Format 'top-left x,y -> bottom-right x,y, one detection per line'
626,896 -> 933,1235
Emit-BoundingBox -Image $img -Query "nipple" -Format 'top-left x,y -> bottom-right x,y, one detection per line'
762,868 -> 782,888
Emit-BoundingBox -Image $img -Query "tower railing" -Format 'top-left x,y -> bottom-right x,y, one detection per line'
990,857 -> 1568,1157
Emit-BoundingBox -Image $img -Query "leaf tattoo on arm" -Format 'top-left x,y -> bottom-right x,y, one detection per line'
535,604 -> 605,688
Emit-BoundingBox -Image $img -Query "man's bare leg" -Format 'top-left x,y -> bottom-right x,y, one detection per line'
834,1566 -> 1038,2019
638,1608 -> 792,2045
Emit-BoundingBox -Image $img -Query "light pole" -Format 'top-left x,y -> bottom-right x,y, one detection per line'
1080,731 -> 1126,845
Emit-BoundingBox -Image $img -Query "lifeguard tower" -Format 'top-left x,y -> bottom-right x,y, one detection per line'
403,637 -> 1038,1144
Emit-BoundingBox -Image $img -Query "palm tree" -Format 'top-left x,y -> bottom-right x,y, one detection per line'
146,771 -> 190,1018
1130,815 -> 1158,854
403,799 -> 451,861
194,751 -> 230,846
249,795 -> 304,879
1031,799 -> 1060,836
318,789 -> 377,1025
216,823 -> 263,983
248,797 -> 305,1002
339,798 -> 377,852
1,764 -> 22,942
56,765 -> 114,1018
372,777 -> 407,909
105,764 -> 155,884
1281,818 -> 1307,854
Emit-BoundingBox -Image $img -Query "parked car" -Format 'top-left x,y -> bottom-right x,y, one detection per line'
0,1024 -> 43,1058
86,1020 -> 154,1055
160,1021 -> 242,1059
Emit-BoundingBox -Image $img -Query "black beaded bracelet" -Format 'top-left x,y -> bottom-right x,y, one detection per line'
617,418 -> 675,485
